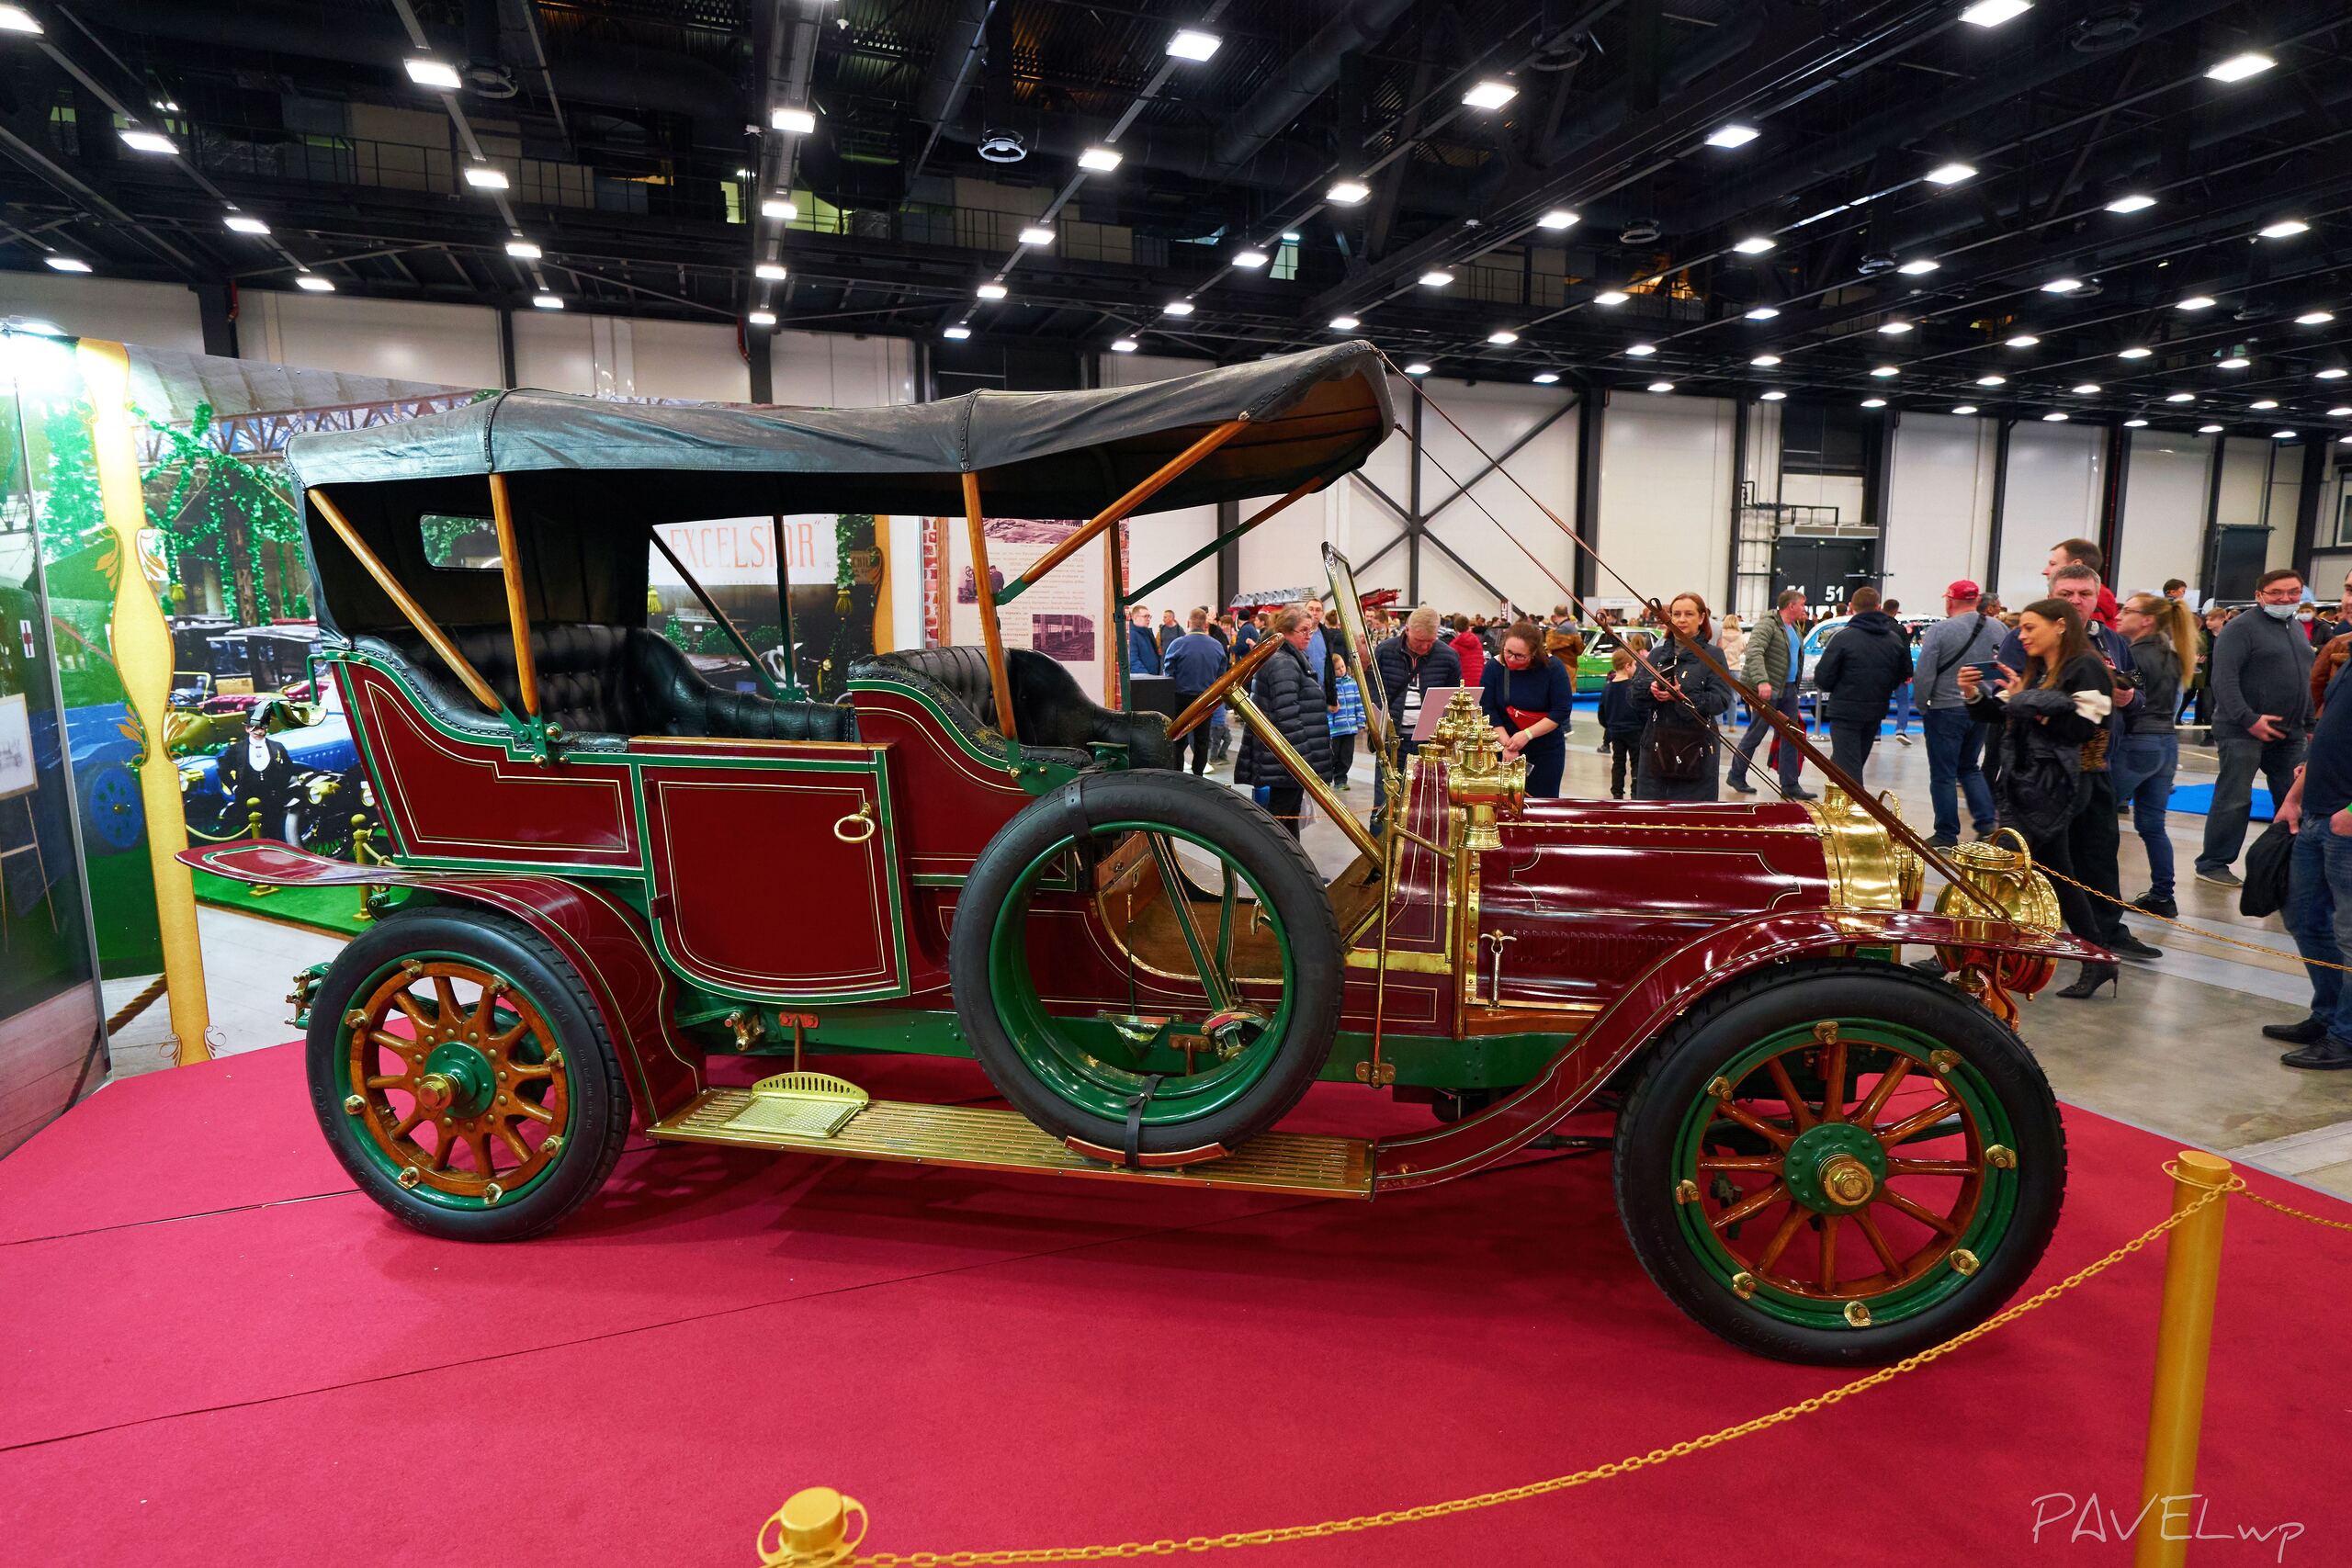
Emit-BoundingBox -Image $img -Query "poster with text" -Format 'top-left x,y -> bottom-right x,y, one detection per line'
939,516 -> 1109,704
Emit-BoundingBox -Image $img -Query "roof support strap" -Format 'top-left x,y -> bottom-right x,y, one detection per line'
995,416 -> 1250,605
307,487 -> 504,716
1124,477 -> 1319,610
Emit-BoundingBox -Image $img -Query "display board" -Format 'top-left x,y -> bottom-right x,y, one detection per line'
937,516 -> 1111,703
0,693 -> 31,800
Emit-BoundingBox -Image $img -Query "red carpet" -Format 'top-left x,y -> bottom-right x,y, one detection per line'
4,1044 -> 2347,1567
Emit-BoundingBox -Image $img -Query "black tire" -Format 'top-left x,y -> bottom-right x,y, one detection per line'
305,905 -> 630,1241
950,769 -> 1343,1156
1612,959 -> 2065,1364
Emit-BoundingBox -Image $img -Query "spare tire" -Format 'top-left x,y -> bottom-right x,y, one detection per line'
949,769 -> 1342,1159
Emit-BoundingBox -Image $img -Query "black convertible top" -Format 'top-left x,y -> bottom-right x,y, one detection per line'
288,341 -> 1393,523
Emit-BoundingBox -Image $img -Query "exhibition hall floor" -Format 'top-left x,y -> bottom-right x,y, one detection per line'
5,1042 -> 2349,1566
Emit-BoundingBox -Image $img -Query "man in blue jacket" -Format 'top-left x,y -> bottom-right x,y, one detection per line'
1125,607 -> 1161,677
1159,610 -> 1228,775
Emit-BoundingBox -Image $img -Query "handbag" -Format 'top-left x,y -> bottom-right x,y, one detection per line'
2241,817 -> 2295,919
1645,706 -> 1713,782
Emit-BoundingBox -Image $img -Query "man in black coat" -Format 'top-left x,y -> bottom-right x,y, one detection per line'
1369,605 -> 1463,820
1812,586 -> 1913,784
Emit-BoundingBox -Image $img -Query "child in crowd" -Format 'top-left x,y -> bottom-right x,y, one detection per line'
1598,648 -> 1645,799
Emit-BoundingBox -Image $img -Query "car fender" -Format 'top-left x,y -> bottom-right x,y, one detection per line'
179,841 -> 703,1126
1372,907 -> 2100,1192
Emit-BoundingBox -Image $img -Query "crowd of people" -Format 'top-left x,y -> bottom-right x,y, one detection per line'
1123,544 -> 2352,1066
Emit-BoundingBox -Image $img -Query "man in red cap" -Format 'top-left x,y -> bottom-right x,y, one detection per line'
1914,578 -> 2005,846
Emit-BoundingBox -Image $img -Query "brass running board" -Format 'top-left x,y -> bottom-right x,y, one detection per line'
648,1089 -> 1375,1199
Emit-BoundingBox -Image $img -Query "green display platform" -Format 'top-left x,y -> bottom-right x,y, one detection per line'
190,868 -> 374,940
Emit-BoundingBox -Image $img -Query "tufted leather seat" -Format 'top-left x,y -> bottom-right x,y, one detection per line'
854,647 -> 1172,769
363,624 -> 858,743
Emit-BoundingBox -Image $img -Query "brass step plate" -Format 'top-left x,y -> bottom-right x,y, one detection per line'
649,1090 -> 1374,1199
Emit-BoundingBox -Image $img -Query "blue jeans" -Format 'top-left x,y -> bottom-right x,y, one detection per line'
1922,705 -> 1996,840
2285,825 -> 2352,1040
2109,732 -> 2179,899
1891,681 -> 1914,736
2198,733 -> 2305,874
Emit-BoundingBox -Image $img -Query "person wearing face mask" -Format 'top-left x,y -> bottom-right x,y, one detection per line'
2195,568 -> 2315,888
1631,592 -> 1735,801
1370,605 -> 1462,820
1479,620 -> 1577,798
1992,565 -> 2156,956
1962,599 -> 2118,998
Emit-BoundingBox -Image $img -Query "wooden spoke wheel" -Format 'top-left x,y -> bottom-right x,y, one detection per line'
1613,960 -> 2064,1365
949,769 -> 1341,1161
306,907 -> 629,1241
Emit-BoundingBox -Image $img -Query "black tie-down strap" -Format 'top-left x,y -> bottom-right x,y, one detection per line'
1122,1074 -> 1165,1168
1046,778 -> 1102,879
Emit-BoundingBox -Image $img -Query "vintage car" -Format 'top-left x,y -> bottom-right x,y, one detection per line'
183,344 -> 2099,1365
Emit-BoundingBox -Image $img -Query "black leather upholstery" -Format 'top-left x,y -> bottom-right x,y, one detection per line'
854,647 -> 1173,769
363,624 -> 858,743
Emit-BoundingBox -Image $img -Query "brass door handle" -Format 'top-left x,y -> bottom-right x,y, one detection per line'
832,801 -> 876,843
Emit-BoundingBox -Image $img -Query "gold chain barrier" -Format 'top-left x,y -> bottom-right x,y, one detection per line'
741,1148 -> 2352,1568
2034,862 -> 2352,975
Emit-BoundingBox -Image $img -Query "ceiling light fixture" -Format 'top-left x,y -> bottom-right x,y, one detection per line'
1162,300 -> 1194,316
1233,248 -> 1270,268
2206,51 -> 2275,84
1952,404 -> 1980,415
462,164 -> 508,189
763,197 -> 800,221
1647,381 -> 1675,393
1078,146 -> 1122,172
2251,399 -> 2279,410
1017,225 -> 1053,247
119,128 -> 178,155
0,6 -> 45,35
1745,305 -> 1780,321
2199,423 -> 2224,433
2073,383 -> 2101,394
1760,390 -> 1788,401
1706,123 -> 1760,148
1595,289 -> 1630,306
1329,315 -> 1360,331
1871,365 -> 1901,378
295,274 -> 334,292
1532,371 -> 1561,385
504,239 -> 540,259
944,325 -> 971,340
1977,375 -> 2007,387
223,214 -> 269,235
2297,310 -> 2335,325
975,280 -> 1006,299
2105,193 -> 2158,214
1111,338 -> 1138,353
772,107 -> 818,134
757,262 -> 788,281
1535,209 -> 1578,231
1326,179 -> 1370,205
43,255 -> 91,273
1960,0 -> 2032,25
1878,320 -> 1914,335
1897,258 -> 1940,275
2319,368 -> 2350,381
1489,330 -> 1521,345
1404,362 -> 1431,377
404,58 -> 463,91
1165,28 -> 1221,61
1462,80 -> 1518,109
2117,346 -> 2152,359
2005,333 -> 2041,347
1924,161 -> 1977,186
2124,417 -> 2149,427
2218,355 -> 2251,369
2042,411 -> 2069,422
1623,342 -> 1656,356
1281,231 -> 1301,243
1733,235 -> 1777,254
2331,406 -> 2352,417
2258,219 -> 2309,240
2041,276 -> 2084,293
747,310 -> 775,327
1419,270 -> 1454,287
1750,354 -> 1781,367
2274,429 -> 2298,440
2176,296 -> 2218,310
1861,397 -> 1888,409
2166,391 -> 2198,402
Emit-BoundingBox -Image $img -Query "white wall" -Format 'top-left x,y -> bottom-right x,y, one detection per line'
2116,431 -> 2212,597
1098,352 -> 1225,616
1992,422 -> 2104,604
1598,392 -> 1738,612
3,274 -> 207,354
243,292 -> 503,388
1884,412 -> 1998,600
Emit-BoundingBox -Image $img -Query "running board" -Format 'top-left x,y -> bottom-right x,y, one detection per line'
647,1089 -> 1374,1199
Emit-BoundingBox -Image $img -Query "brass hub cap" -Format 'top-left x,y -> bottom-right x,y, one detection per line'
345,959 -> 570,1204
1817,1153 -> 1876,1209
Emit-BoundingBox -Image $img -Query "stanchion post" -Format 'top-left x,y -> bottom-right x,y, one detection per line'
2134,1149 -> 2233,1568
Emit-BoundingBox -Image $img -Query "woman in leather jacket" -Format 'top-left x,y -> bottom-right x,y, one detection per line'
1962,597 -> 2116,998
1631,592 -> 1735,802
1233,605 -> 1334,837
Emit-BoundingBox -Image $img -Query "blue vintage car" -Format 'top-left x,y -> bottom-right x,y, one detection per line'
179,678 -> 370,854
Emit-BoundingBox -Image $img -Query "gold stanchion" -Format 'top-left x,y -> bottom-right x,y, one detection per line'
2134,1149 -> 2233,1568
756,1486 -> 867,1566
351,816 -> 381,922
243,799 -> 273,897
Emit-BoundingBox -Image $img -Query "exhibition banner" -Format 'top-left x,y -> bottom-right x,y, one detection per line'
938,515 -> 1111,703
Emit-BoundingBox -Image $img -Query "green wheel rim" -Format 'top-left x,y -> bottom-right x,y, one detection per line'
333,951 -> 572,1212
986,820 -> 1295,1127
1668,1018 -> 2021,1331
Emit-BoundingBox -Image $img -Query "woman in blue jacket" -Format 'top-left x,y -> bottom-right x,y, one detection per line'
1479,621 -> 1577,797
